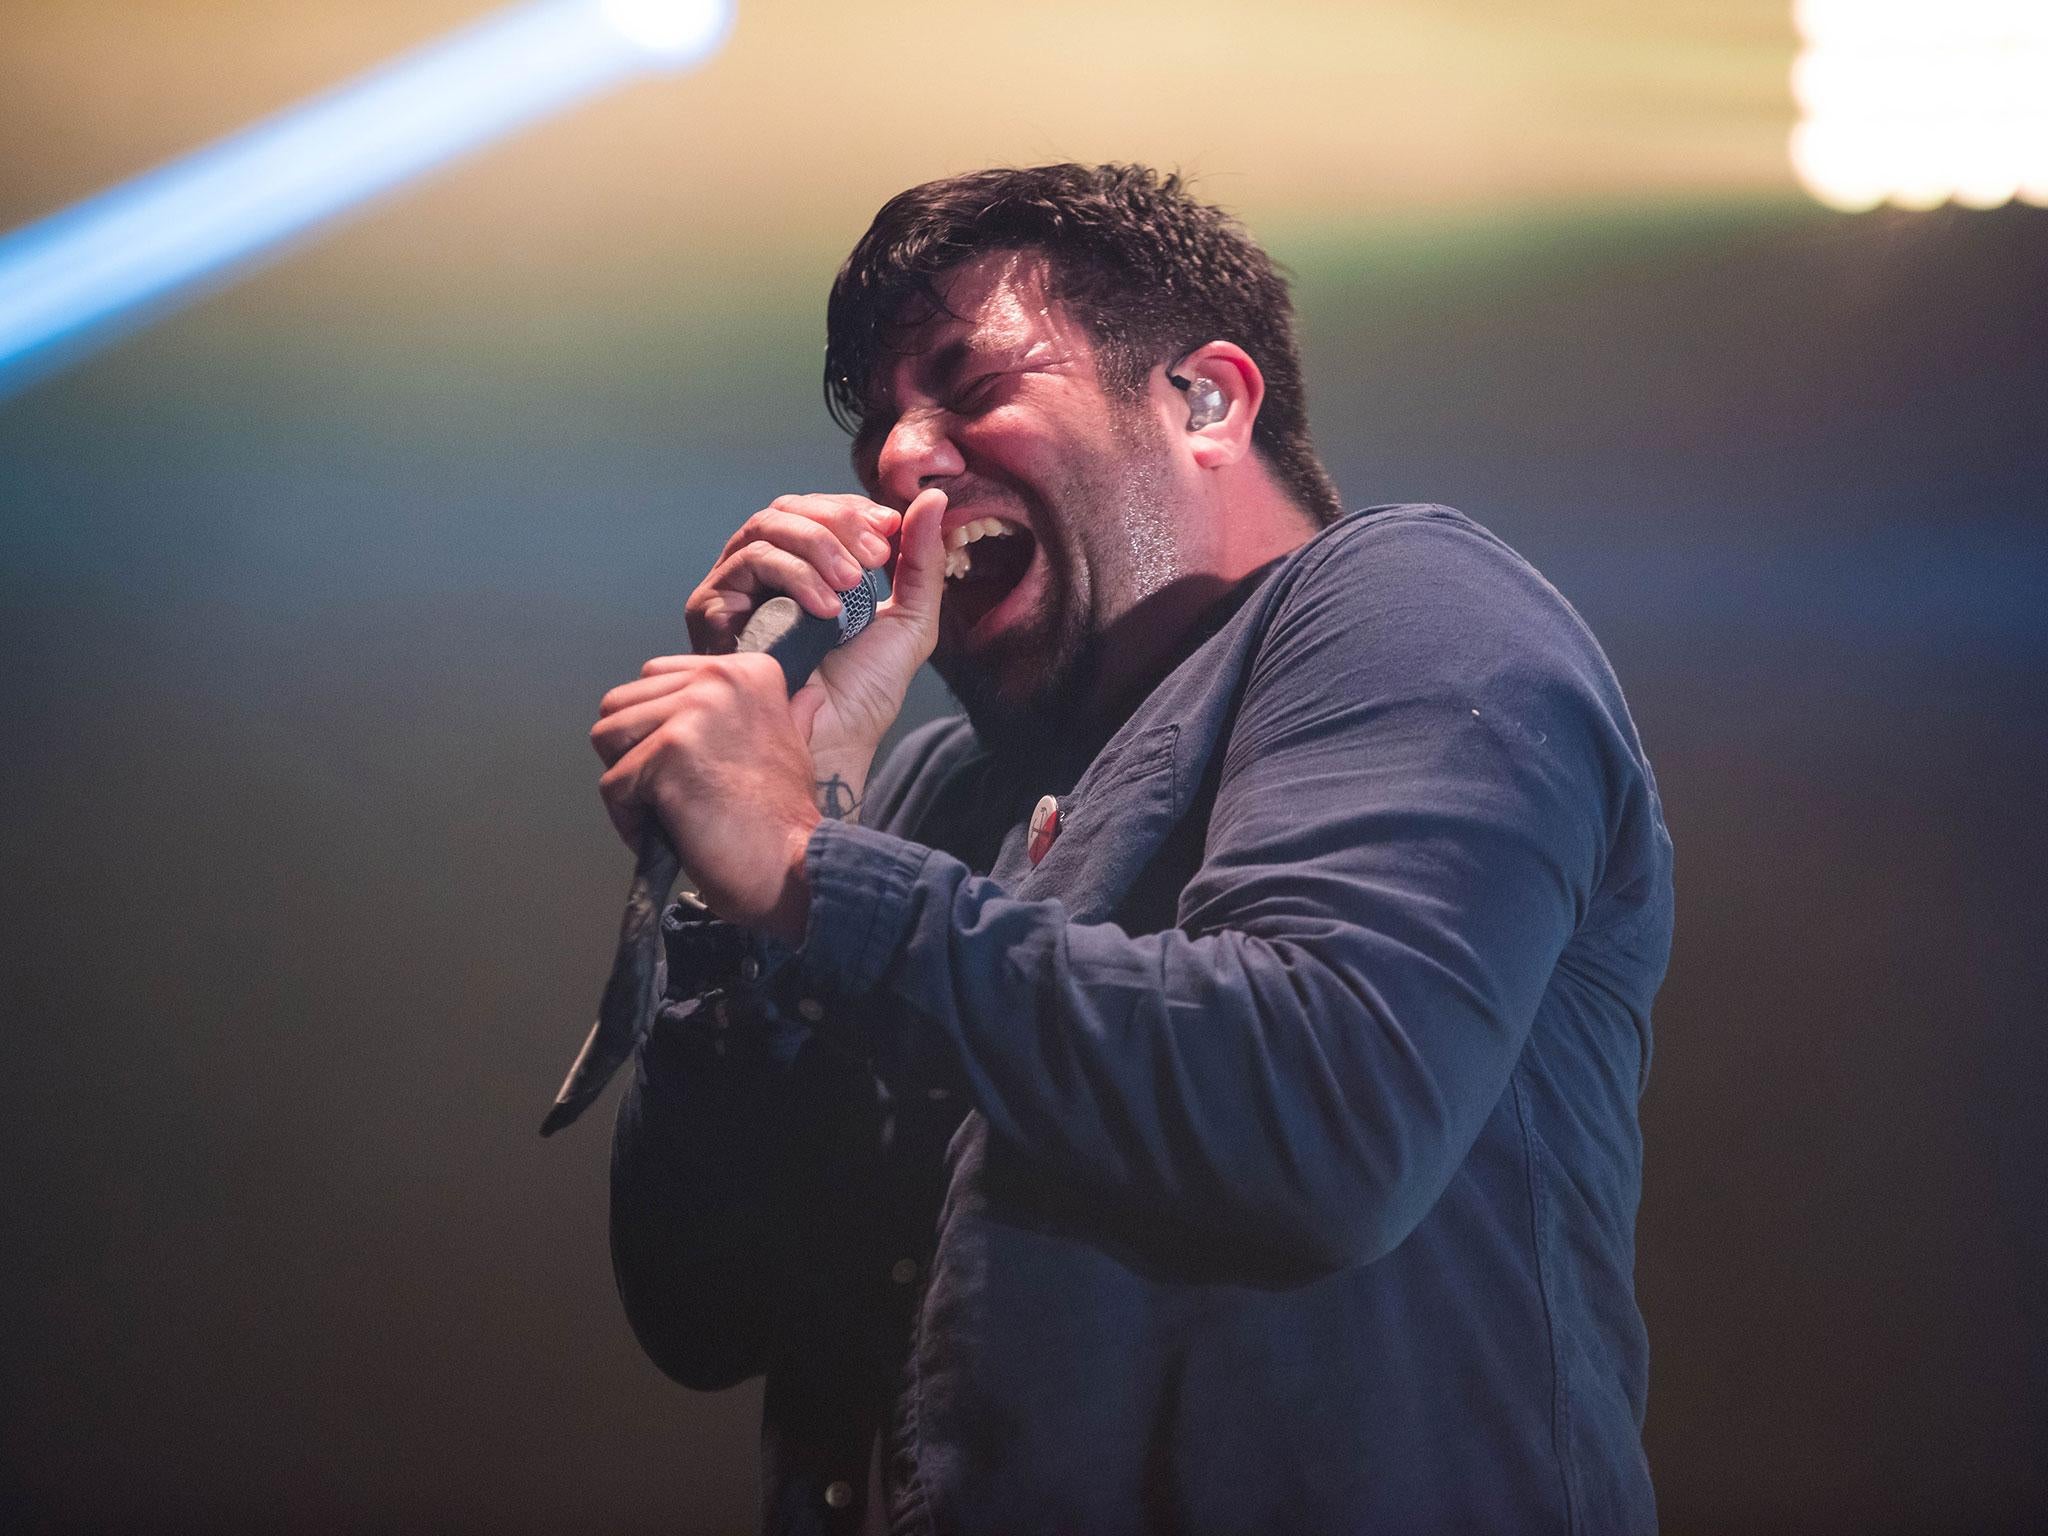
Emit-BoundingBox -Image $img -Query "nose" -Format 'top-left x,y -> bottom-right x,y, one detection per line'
873,406 -> 965,508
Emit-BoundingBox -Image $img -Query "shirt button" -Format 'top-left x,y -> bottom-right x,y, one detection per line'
739,956 -> 761,982
823,1480 -> 853,1508
797,996 -> 826,1022
890,1258 -> 918,1285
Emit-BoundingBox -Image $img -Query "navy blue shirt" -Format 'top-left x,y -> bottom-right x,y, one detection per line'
611,506 -> 1675,1534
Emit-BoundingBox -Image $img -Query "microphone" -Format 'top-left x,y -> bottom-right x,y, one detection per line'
539,567 -> 892,1137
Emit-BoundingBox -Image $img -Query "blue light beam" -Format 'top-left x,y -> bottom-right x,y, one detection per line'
0,0 -> 734,400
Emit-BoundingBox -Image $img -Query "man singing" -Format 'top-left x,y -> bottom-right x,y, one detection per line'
588,163 -> 1673,1535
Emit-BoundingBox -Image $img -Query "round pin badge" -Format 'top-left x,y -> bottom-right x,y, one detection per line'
1027,794 -> 1061,866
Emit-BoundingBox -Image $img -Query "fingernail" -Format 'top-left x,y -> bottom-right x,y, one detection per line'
858,534 -> 890,566
833,556 -> 861,587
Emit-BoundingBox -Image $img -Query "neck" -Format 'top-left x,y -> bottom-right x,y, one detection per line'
1085,468 -> 1315,714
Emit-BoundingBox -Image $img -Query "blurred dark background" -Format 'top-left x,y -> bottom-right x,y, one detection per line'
3,2 -> 2044,1531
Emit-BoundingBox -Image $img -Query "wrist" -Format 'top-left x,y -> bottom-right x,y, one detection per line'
756,807 -> 819,947
809,753 -> 872,824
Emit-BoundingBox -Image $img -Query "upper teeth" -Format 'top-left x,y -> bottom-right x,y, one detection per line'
942,517 -> 1016,580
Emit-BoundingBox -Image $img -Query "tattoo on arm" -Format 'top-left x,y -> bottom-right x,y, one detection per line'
815,773 -> 861,823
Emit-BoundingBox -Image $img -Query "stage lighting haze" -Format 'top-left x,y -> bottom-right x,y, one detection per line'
600,0 -> 734,57
0,0 -> 736,400
1791,0 -> 2048,211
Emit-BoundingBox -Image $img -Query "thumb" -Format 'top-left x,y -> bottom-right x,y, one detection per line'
885,487 -> 948,626
788,677 -> 828,741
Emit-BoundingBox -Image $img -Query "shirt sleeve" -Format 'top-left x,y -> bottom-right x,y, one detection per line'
606,722 -> 977,1390
609,924 -> 880,1390
795,515 -> 1624,1273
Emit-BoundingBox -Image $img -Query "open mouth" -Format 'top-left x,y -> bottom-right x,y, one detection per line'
941,517 -> 1036,637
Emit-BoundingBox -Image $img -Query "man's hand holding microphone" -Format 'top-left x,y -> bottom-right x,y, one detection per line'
586,487 -> 948,945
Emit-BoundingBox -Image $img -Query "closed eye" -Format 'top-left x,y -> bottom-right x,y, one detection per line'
948,370 -> 1016,415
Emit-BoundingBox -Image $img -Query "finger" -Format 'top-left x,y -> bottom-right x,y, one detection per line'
694,501 -> 902,653
719,496 -> 865,560
602,795 -> 643,848
590,690 -> 694,766
886,486 -> 949,625
788,677 -> 827,743
597,746 -> 648,846
603,667 -> 695,715
724,506 -> 890,584
862,503 -> 904,543
598,710 -> 696,847
685,589 -> 757,655
772,495 -> 902,568
704,544 -> 848,622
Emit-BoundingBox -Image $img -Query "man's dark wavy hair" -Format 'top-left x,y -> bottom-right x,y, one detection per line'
824,163 -> 1342,526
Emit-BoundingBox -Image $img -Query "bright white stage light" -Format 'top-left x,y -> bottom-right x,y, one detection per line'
600,0 -> 733,57
1789,0 -> 2048,212
0,0 -> 735,401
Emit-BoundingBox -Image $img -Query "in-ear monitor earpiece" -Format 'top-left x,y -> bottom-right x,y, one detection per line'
1170,372 -> 1227,432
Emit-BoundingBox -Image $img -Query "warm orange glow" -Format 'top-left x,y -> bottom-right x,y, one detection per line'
0,0 -> 1806,312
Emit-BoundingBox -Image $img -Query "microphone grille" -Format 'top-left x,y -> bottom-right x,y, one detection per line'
838,568 -> 886,639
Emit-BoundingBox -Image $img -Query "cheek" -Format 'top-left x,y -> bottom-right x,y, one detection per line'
963,400 -> 1079,470
1113,462 -> 1182,582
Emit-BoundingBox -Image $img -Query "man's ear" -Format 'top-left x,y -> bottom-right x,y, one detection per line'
1166,341 -> 1264,470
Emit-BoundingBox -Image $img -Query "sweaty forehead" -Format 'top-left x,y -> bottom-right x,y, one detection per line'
880,251 -> 1088,388
939,251 -> 1049,348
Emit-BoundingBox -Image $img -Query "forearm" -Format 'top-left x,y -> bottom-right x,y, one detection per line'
797,817 -> 1561,1273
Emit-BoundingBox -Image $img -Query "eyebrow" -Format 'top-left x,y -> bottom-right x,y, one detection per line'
920,337 -> 975,391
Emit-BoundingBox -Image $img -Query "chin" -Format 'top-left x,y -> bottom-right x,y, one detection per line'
933,626 -> 1097,758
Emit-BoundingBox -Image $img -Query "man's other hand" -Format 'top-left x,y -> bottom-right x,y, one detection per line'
590,651 -> 819,942
682,488 -> 948,801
